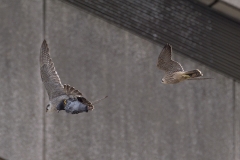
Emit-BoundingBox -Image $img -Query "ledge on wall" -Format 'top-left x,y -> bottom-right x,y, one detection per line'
197,0 -> 240,22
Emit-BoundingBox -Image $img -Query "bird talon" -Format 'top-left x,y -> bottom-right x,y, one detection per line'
64,99 -> 67,105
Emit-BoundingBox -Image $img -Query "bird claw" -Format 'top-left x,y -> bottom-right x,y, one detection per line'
64,99 -> 67,105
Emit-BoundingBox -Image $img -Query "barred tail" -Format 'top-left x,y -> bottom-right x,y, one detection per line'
87,105 -> 94,111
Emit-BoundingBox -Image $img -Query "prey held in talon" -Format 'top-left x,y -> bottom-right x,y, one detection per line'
157,43 -> 212,84
40,40 -> 107,114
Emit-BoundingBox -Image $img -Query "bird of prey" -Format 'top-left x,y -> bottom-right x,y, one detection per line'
40,40 -> 107,114
157,43 -> 211,84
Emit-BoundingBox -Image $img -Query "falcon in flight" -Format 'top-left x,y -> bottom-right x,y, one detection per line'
157,43 -> 210,84
40,40 -> 106,114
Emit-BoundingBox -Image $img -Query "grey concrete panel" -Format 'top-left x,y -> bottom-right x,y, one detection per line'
0,1 -> 43,160
235,82 -> 240,160
45,1 -> 234,160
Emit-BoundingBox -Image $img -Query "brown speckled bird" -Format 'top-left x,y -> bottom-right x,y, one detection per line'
157,43 -> 210,84
40,40 -> 99,114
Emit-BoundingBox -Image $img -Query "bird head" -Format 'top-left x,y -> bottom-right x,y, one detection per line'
161,78 -> 167,84
46,104 -> 51,112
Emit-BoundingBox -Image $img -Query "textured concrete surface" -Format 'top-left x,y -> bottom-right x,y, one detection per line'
0,0 -> 43,160
44,1 -> 236,160
0,0 -> 239,160
235,82 -> 240,160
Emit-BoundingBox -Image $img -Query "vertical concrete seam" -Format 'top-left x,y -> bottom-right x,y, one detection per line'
42,0 -> 46,160
233,80 -> 236,160
43,0 -> 46,39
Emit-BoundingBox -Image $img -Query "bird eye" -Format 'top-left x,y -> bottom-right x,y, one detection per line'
46,104 -> 50,112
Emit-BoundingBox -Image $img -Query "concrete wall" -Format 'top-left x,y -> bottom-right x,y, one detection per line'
0,1 -> 44,160
0,0 -> 239,160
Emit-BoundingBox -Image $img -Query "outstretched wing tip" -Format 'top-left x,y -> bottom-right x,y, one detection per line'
40,40 -> 51,66
157,43 -> 172,69
41,39 -> 48,49
164,43 -> 172,49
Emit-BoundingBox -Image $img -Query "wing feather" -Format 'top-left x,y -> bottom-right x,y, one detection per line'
157,43 -> 184,74
77,97 -> 94,110
64,84 -> 94,110
40,40 -> 65,100
64,84 -> 83,97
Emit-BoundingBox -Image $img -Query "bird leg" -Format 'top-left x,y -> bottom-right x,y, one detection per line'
64,99 -> 67,105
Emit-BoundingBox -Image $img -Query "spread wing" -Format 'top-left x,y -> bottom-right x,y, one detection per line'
77,96 -> 94,110
64,84 -> 94,110
157,43 -> 184,74
64,84 -> 83,98
40,40 -> 66,100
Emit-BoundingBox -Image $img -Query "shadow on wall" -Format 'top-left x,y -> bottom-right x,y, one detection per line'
0,157 -> 7,160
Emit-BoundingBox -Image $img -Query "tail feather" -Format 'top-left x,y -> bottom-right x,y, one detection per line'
184,69 -> 203,78
187,77 -> 213,80
87,105 -> 94,111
